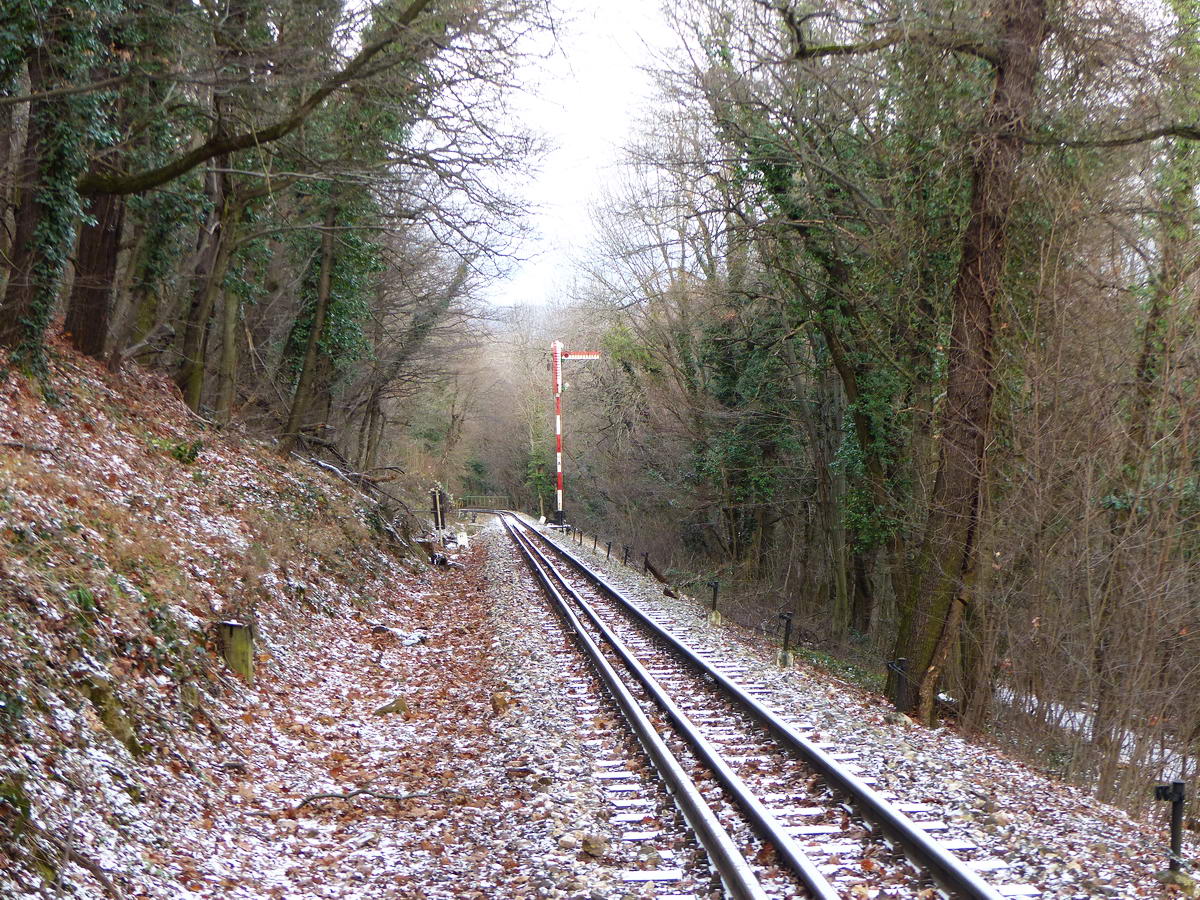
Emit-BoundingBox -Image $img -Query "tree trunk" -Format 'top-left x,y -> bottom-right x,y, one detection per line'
0,46 -> 63,365
178,219 -> 234,410
890,0 -> 1049,723
64,190 -> 126,357
792,337 -> 851,635
215,288 -> 240,424
365,403 -> 386,471
0,94 -> 24,295
355,391 -> 377,467
279,205 -> 338,455
175,166 -> 232,409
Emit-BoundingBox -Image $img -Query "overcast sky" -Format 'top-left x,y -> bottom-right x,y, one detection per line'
483,0 -> 678,308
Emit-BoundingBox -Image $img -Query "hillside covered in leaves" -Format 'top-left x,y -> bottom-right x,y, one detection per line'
0,342 -> 430,895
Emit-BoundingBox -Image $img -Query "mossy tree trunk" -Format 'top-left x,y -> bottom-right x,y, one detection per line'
280,204 -> 338,454
889,0 -> 1049,724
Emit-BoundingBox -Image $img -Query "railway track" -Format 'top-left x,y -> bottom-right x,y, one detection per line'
495,512 -> 1041,900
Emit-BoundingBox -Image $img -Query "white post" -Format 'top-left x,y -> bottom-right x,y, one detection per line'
550,341 -> 600,528
552,340 -> 564,525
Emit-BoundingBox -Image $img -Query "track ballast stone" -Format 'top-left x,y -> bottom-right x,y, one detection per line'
540,524 -> 1192,899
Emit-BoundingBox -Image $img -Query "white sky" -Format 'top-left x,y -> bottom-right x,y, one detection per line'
483,0 -> 678,307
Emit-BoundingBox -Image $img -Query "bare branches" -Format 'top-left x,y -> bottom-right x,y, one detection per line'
1029,122 -> 1200,148
758,0 -> 1001,65
788,29 -> 999,65
0,74 -> 131,107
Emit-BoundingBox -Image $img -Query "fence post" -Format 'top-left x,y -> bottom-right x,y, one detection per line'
1155,780 -> 1187,873
707,580 -> 721,625
887,658 -> 910,713
777,612 -> 794,668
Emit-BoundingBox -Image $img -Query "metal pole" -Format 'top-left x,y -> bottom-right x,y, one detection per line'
709,580 -> 719,613
888,658 -> 910,712
623,545 -> 630,566
1156,780 -> 1186,870
593,535 -> 598,551
550,342 -> 601,530
643,551 -> 649,573
1172,783 -> 1185,871
781,612 -> 793,655
552,340 -> 564,527
606,541 -> 612,560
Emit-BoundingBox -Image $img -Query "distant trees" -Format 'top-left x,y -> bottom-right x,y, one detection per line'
554,0 -> 1200,807
1,0 -> 546,465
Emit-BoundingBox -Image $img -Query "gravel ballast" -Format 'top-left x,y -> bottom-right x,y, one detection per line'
537,522 -> 1195,899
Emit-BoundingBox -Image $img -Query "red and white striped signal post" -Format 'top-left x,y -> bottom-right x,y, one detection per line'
551,340 -> 600,527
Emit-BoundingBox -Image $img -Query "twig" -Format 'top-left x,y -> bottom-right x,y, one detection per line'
62,844 -> 123,900
295,787 -> 437,808
1,440 -> 58,458
107,322 -> 174,375
18,820 -> 124,900
0,74 -> 131,107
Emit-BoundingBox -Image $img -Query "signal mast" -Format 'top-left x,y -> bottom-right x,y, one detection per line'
550,340 -> 600,527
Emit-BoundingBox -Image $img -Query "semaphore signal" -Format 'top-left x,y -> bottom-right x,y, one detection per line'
550,340 -> 600,527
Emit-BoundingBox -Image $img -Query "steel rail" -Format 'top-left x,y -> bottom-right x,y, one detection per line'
501,517 -> 769,900
514,517 -> 1008,900
511,516 -> 841,898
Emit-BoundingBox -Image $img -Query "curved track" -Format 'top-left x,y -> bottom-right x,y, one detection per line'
495,512 -> 1036,900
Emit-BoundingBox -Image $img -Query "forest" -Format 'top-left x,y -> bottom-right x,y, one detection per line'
3,0 -> 1199,816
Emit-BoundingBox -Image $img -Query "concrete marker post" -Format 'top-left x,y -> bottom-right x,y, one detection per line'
777,612 -> 794,668
707,580 -> 722,626
218,621 -> 255,684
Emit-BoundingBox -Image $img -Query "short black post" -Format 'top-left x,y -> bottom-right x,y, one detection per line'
1155,779 -> 1186,871
708,580 -> 719,613
593,535 -> 597,551
887,658 -> 910,713
643,551 -> 649,573
606,541 -> 612,560
781,612 -> 793,655
622,545 -> 630,566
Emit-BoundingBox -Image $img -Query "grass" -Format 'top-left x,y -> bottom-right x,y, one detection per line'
793,646 -> 886,692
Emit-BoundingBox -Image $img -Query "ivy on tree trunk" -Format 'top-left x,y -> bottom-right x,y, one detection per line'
890,0 -> 1050,724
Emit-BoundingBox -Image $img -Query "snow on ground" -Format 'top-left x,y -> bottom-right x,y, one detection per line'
2,347 -> 590,898
0,345 -> 705,899
174,540 -> 609,900
3,344 -> 1193,899
548,528 -> 1198,898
